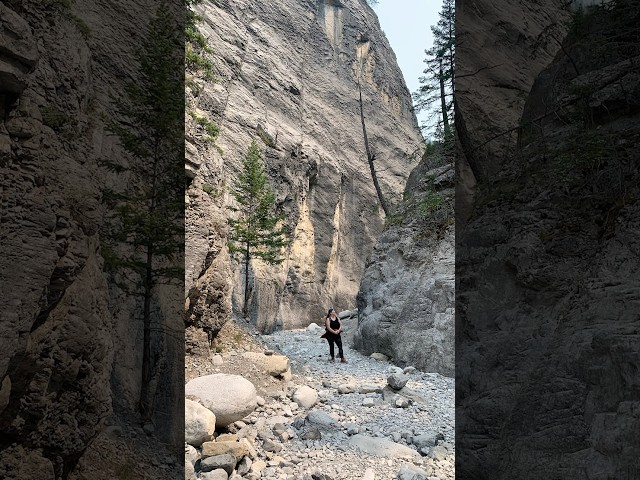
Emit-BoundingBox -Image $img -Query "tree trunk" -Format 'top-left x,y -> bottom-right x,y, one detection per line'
358,82 -> 390,217
439,60 -> 449,131
139,244 -> 153,422
243,243 -> 250,316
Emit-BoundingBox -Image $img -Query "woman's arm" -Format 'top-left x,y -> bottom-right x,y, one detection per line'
337,318 -> 343,333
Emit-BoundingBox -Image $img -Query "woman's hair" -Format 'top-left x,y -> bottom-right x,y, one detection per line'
326,307 -> 334,318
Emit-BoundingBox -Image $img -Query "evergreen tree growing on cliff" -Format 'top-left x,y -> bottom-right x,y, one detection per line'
413,0 -> 455,139
227,141 -> 290,316
99,0 -> 183,422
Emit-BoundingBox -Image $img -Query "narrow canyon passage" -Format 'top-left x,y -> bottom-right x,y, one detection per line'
185,317 -> 454,480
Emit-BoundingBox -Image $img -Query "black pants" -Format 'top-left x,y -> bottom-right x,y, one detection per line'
327,333 -> 344,359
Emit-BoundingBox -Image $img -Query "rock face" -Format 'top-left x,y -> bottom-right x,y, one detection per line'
185,0 -> 423,333
455,0 -> 571,222
1,1 -> 184,476
456,2 -> 640,478
354,157 -> 455,376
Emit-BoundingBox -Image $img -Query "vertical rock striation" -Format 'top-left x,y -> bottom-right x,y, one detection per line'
457,1 -> 640,477
185,0 -> 423,333
1,0 -> 184,475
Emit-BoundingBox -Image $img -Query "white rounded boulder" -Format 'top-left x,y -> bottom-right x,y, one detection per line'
292,385 -> 318,409
185,374 -> 257,427
185,398 -> 216,447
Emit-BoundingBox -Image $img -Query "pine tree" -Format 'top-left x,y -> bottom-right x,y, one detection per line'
413,0 -> 455,139
99,0 -> 183,421
227,141 -> 290,316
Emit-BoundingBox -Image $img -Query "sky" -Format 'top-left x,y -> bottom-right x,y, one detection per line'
371,1 -> 440,138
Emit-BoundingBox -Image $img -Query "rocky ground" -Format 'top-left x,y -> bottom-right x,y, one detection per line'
185,317 -> 454,480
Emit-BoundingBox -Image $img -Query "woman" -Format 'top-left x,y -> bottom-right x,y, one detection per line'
325,307 -> 347,363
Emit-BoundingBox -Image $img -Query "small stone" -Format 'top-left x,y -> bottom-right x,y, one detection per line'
358,385 -> 380,394
429,445 -> 448,461
263,438 -> 283,452
200,454 -> 236,474
237,456 -> 252,476
397,463 -> 429,480
345,423 -> 359,435
362,468 -> 375,480
362,398 -> 375,407
292,385 -> 318,409
337,384 -> 355,394
370,352 -> 389,361
200,469 -> 229,480
301,427 -> 321,440
211,355 -> 224,365
387,373 -> 409,390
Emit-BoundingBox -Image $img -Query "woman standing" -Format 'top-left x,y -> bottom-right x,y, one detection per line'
325,308 -> 347,363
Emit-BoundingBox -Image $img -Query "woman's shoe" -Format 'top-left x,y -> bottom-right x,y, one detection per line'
329,357 -> 335,362
340,357 -> 347,363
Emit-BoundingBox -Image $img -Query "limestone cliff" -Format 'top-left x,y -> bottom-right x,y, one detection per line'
185,0 -> 423,333
353,153 -> 455,376
456,1 -> 640,477
0,0 -> 183,476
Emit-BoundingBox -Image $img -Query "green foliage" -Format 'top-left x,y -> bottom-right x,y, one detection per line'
100,0 -> 184,289
41,106 -> 74,131
114,461 -> 137,480
186,27 -> 212,53
186,0 -> 204,31
202,183 -> 221,197
189,112 -> 219,142
419,192 -> 445,217
569,5 -> 597,38
385,213 -> 405,227
227,141 -> 290,265
554,131 -> 609,177
423,140 -> 437,157
186,45 -> 215,81
185,76 -> 203,96
99,1 -> 184,418
185,0 -> 215,81
413,0 -> 455,137
72,14 -> 91,39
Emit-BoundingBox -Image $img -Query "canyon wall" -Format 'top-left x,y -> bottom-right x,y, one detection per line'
0,1 -> 183,476
457,1 -> 640,477
185,0 -> 423,333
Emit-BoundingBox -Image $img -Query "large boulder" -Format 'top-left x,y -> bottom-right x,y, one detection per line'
185,374 -> 257,427
185,398 -> 216,447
